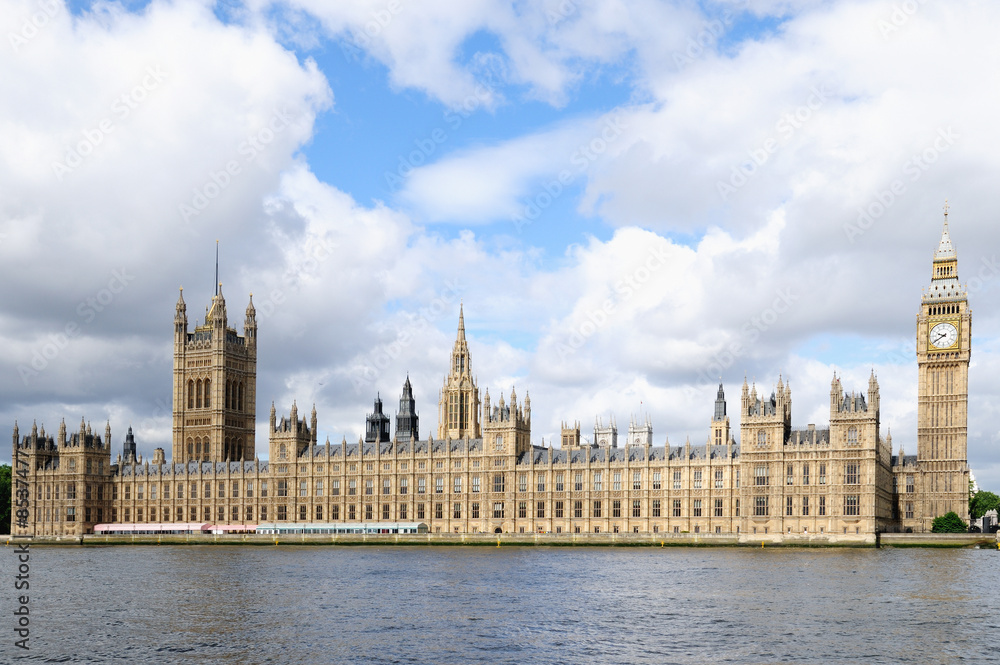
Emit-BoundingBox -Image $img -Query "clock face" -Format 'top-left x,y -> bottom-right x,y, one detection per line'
929,322 -> 958,349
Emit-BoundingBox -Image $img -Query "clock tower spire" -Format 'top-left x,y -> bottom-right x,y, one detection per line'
911,202 -> 971,531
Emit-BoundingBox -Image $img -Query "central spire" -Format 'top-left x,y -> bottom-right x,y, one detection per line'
457,302 -> 466,342
215,240 -> 220,297
935,202 -> 956,260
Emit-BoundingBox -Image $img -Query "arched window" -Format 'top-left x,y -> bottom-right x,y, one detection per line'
195,437 -> 201,455
279,443 -> 286,460
847,427 -> 858,446
236,438 -> 243,461
187,381 -> 194,409
196,379 -> 203,409
495,435 -> 503,451
226,381 -> 231,409
204,379 -> 210,408
187,438 -> 194,456
238,382 -> 244,412
757,430 -> 767,447
203,436 -> 210,460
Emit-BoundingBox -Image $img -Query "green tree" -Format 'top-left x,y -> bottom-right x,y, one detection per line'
970,490 -> 1000,520
931,511 -> 968,533
0,464 -> 10,534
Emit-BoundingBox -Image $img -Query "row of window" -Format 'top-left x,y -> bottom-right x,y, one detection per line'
755,463 -> 863,486
185,378 -> 247,411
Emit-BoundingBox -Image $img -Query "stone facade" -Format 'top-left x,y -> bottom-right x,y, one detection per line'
10,216 -> 974,540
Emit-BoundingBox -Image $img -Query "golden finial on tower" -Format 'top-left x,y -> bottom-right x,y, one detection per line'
943,199 -> 949,220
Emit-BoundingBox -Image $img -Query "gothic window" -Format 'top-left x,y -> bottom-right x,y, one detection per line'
714,498 -> 723,517
279,443 -> 286,460
593,472 -> 602,492
802,464 -> 810,485
754,496 -> 768,516
673,470 -> 681,490
757,430 -> 767,447
906,475 -> 914,493
188,380 -> 194,409
493,474 -> 505,493
693,499 -> 702,517
787,465 -> 794,485
633,471 -> 642,490
204,379 -> 210,408
471,502 -> 480,519
592,500 -> 602,518
715,469 -> 723,489
652,500 -> 661,517
632,500 -> 641,518
652,471 -> 661,490
802,496 -> 809,516
754,465 -> 769,486
844,495 -> 860,516
493,502 -> 504,519
693,470 -> 702,489
383,479 -> 391,495
226,381 -> 231,409
845,464 -> 859,485
196,379 -> 203,408
495,435 -> 503,451
847,427 -> 859,446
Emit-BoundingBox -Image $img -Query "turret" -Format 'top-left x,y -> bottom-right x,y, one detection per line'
175,287 -> 187,336
311,403 -> 318,444
245,294 -> 257,347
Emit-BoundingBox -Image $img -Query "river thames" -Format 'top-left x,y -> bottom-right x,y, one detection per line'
2,545 -> 998,664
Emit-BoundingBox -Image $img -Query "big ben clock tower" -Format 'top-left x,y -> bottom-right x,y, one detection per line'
914,203 -> 971,530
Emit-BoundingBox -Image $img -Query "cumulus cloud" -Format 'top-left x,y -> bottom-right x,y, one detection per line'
2,0 -> 998,490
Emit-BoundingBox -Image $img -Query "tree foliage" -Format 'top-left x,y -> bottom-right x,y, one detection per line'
969,490 -> 1000,520
931,511 -> 967,533
0,464 -> 10,534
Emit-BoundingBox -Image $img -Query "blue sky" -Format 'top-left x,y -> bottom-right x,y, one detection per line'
2,0 -> 999,487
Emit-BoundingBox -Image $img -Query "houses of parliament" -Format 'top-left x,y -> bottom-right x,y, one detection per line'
11,216 -> 973,542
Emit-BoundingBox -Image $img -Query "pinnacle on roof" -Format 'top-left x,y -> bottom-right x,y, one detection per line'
934,201 -> 956,260
457,302 -> 466,342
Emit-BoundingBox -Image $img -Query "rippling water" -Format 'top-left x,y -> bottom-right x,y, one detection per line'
1,544 -> 998,664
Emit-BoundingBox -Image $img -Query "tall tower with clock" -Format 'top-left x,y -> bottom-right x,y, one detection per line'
913,203 -> 971,530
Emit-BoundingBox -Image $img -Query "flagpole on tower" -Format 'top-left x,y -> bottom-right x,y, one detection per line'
215,239 -> 219,296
